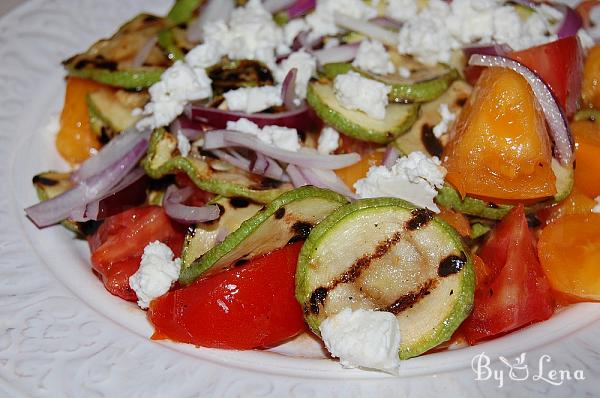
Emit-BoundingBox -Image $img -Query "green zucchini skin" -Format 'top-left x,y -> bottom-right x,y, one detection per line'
67,68 -> 164,90
167,0 -> 205,25
296,198 -> 475,359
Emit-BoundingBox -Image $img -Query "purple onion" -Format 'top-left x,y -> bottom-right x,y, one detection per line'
163,185 -> 221,224
280,67 -> 298,110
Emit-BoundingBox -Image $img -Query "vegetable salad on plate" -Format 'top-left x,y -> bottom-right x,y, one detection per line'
25,0 -> 600,374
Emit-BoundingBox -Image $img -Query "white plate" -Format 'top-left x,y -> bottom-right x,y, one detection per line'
0,1 -> 598,396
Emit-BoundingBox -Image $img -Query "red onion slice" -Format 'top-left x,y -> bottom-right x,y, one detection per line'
286,164 -> 309,187
556,4 -> 584,38
468,54 -> 574,166
212,149 -> 289,181
186,0 -> 235,43
382,146 -> 400,168
26,138 -> 149,227
287,0 -> 316,19
163,185 -> 221,224
71,129 -> 150,183
312,43 -> 360,66
369,16 -> 403,31
186,102 -> 315,130
298,166 -> 357,198
131,37 -> 158,68
333,12 -> 398,46
170,118 -> 204,141
463,43 -> 513,58
203,130 -> 361,169
281,67 -> 298,110
263,0 -> 297,13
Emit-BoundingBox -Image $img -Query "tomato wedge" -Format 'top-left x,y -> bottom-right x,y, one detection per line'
149,242 -> 307,349
462,205 -> 554,344
89,206 -> 186,301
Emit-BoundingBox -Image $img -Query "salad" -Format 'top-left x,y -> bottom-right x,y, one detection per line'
25,0 -> 600,374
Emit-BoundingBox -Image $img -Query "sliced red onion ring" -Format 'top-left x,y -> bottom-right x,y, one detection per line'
286,164 -> 309,187
131,37 -> 158,68
369,16 -> 403,31
463,43 -> 513,58
281,67 -> 298,110
292,30 -> 323,52
287,0 -> 316,19
556,4 -> 584,38
186,102 -> 315,130
212,149 -> 251,170
163,185 -> 221,224
71,129 -> 150,183
468,54 -> 574,165
204,130 -> 361,169
70,168 -> 147,222
186,0 -> 235,43
382,146 -> 400,168
170,118 -> 204,141
26,139 -> 149,227
333,12 -> 398,46
298,166 -> 357,198
263,0 -> 297,13
312,43 -> 360,66
212,149 -> 289,181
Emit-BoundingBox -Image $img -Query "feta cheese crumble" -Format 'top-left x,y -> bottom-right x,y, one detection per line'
354,151 -> 447,212
223,85 -> 283,114
592,197 -> 600,214
129,241 -> 181,309
275,50 -> 317,100
317,127 -> 340,154
397,0 -> 560,65
177,130 -> 191,157
398,67 -> 411,79
334,71 -> 391,120
352,39 -> 396,75
319,308 -> 401,373
227,118 -> 301,152
432,103 -> 456,138
386,0 -> 418,22
305,0 -> 377,40
137,61 -> 213,129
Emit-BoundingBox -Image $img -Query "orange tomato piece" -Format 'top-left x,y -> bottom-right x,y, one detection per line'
537,187 -> 596,225
438,207 -> 471,237
56,77 -> 108,164
538,214 -> 600,301
335,150 -> 384,190
443,68 -> 556,201
572,120 -> 600,198
581,44 -> 600,109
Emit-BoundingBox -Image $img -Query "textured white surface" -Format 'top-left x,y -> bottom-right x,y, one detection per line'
0,1 -> 598,397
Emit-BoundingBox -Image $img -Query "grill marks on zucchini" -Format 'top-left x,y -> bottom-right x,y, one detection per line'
296,198 -> 475,359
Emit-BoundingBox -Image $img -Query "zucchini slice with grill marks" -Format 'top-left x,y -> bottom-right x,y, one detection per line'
179,186 -> 349,285
307,82 -> 419,144
296,198 -> 475,359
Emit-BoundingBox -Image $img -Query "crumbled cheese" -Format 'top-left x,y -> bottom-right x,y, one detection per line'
177,130 -> 191,157
352,39 -> 396,75
334,71 -> 391,120
319,308 -> 401,373
593,197 -> 600,214
324,37 -> 341,49
397,0 -> 559,65
129,241 -> 181,309
275,50 -> 317,100
432,103 -> 456,138
185,41 -> 223,69
305,0 -> 377,40
578,29 -> 595,52
386,0 -> 418,22
398,67 -> 411,78
283,18 -> 309,47
354,151 -> 447,212
223,85 -> 283,114
137,61 -> 213,129
317,127 -> 340,154
227,118 -> 300,152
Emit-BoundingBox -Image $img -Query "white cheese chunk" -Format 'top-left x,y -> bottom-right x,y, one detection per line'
223,85 -> 283,114
185,41 -> 223,69
334,71 -> 391,120
354,151 -> 447,212
592,197 -> 600,214
398,67 -> 411,78
226,118 -> 300,152
319,308 -> 401,373
305,0 -> 377,40
386,0 -> 418,22
129,241 -> 181,310
317,127 -> 340,154
432,103 -> 456,138
176,130 -> 191,157
275,50 -> 317,100
352,39 -> 396,75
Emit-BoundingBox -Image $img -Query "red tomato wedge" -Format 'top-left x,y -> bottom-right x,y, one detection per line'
509,36 -> 583,117
89,206 -> 186,301
462,205 -> 554,345
149,242 -> 307,349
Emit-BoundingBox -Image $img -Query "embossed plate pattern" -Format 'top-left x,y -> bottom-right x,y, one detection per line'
0,1 -> 598,397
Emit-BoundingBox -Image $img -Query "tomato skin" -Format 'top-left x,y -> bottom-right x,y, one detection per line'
148,242 -> 307,349
509,36 -> 583,117
462,205 -> 554,345
89,206 -> 186,301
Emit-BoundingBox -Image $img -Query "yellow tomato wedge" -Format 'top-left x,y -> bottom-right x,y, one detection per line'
572,120 -> 600,198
